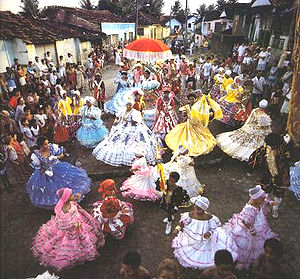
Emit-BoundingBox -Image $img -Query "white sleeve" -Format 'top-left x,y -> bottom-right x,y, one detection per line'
30,153 -> 41,169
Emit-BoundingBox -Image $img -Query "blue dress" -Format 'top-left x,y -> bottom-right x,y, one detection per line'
290,161 -> 300,201
92,108 -> 158,167
76,105 -> 108,148
26,144 -> 91,209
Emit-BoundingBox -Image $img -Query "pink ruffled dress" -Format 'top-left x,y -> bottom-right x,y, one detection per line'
172,212 -> 236,269
221,197 -> 277,270
32,201 -> 105,271
121,157 -> 161,201
93,198 -> 134,240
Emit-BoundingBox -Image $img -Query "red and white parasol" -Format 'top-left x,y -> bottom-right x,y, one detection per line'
123,38 -> 173,63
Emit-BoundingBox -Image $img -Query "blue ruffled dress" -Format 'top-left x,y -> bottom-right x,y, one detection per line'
76,105 -> 108,148
26,144 -> 91,209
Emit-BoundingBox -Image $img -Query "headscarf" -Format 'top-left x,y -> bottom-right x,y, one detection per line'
259,99 -> 268,108
98,179 -> 118,198
249,185 -> 266,200
100,197 -> 121,218
54,187 -> 72,215
190,196 -> 210,211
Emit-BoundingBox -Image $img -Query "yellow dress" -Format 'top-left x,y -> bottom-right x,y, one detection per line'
165,95 -> 222,157
221,77 -> 234,91
73,98 -> 83,115
58,97 -> 72,118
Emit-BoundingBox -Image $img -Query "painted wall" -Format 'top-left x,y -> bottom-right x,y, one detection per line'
35,43 -> 57,64
187,16 -> 197,33
101,22 -> 135,42
0,40 -> 15,72
165,18 -> 182,33
80,41 -> 92,64
56,38 -> 76,63
137,25 -> 170,40
202,19 -> 233,36
12,38 -> 29,65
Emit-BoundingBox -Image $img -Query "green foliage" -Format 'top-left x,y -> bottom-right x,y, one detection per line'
80,0 -> 95,10
20,0 -> 40,17
170,0 -> 182,16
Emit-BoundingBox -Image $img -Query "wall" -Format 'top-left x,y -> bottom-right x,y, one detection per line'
165,19 -> 182,33
187,17 -> 196,33
137,25 -> 168,40
35,43 -> 57,64
80,41 -> 92,64
56,38 -> 76,63
202,19 -> 233,36
0,40 -> 15,72
101,23 -> 135,42
12,38 -> 29,65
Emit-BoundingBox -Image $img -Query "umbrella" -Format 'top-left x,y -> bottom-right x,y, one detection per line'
123,38 -> 173,63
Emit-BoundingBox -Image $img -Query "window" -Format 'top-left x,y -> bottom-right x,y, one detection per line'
137,28 -> 144,36
124,33 -> 127,41
129,32 -> 133,41
215,22 -> 223,32
188,23 -> 191,28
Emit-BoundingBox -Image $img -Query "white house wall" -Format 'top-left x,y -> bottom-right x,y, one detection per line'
0,40 -> 15,73
12,38 -> 29,65
165,19 -> 182,32
101,23 -> 135,42
35,43 -> 57,64
56,38 -> 76,63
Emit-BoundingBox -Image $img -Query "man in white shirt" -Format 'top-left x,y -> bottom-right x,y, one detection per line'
252,71 -> 266,108
257,48 -> 268,71
33,56 -> 43,77
66,53 -> 74,64
202,58 -> 212,88
237,43 -> 247,63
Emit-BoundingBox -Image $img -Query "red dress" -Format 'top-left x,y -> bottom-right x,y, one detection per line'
93,80 -> 106,102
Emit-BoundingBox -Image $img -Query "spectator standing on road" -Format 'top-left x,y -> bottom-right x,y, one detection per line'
252,71 -> 266,108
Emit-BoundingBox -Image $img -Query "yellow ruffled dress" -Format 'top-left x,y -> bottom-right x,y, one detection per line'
165,95 -> 222,157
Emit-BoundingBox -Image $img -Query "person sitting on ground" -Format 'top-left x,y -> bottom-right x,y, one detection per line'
155,258 -> 179,279
120,250 -> 151,279
251,238 -> 290,279
199,249 -> 237,279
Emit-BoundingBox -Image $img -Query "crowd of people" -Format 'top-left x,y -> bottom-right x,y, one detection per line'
1,40 -> 299,279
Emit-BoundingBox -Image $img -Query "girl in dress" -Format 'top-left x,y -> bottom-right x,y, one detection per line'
76,96 -> 108,148
162,145 -> 204,198
210,67 -> 224,101
32,187 -> 104,271
152,86 -> 178,140
172,196 -> 235,269
165,93 -> 222,157
121,150 -> 161,201
93,98 -> 158,167
217,99 -> 272,162
221,185 -> 278,270
93,179 -> 134,240
27,136 -> 91,208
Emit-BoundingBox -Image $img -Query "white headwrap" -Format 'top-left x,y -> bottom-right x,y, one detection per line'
218,67 -> 224,73
74,90 -> 80,96
259,99 -> 268,108
59,89 -> 67,98
225,69 -> 232,76
126,97 -> 135,105
84,96 -> 95,104
190,196 -> 210,211
249,185 -> 266,200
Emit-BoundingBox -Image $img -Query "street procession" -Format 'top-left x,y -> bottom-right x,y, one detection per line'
0,0 -> 299,278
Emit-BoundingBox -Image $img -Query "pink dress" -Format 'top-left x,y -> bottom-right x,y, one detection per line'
172,212 -> 237,269
93,198 -> 134,240
221,197 -> 277,270
32,201 -> 105,271
121,157 -> 161,201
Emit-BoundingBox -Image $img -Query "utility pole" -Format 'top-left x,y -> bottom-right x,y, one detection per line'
135,0 -> 138,39
185,0 -> 188,45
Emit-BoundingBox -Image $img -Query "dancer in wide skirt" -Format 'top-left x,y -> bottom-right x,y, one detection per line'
32,188 -> 105,271
27,136 -> 91,209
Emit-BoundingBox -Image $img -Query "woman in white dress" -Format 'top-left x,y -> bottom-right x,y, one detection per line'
121,150 -> 161,201
92,98 -> 158,166
172,196 -> 236,269
217,99 -> 272,161
162,145 -> 203,198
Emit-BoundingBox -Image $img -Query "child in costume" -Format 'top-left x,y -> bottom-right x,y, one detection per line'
159,172 -> 190,235
27,136 -> 90,209
76,96 -> 108,148
221,185 -> 278,270
172,196 -> 236,269
32,188 -> 105,271
93,179 -> 134,240
162,145 -> 204,198
152,86 -> 178,140
121,150 -> 161,201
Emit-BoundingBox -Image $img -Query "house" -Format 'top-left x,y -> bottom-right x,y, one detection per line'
0,11 -> 105,72
187,16 -> 197,33
43,6 -> 135,46
162,16 -> 183,34
248,0 -> 296,57
135,12 -> 170,39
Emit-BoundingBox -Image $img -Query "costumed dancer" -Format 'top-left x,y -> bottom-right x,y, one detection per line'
104,71 -> 133,115
172,196 -> 237,269
217,99 -> 272,161
152,86 -> 178,139
160,172 -> 190,235
221,69 -> 234,91
76,96 -> 108,148
250,133 -> 292,218
210,67 -> 224,101
93,179 -> 134,240
162,145 -> 204,198
133,89 -> 145,114
93,73 -> 106,110
218,76 -> 244,127
165,93 -> 222,157
120,150 -> 161,201
27,136 -> 91,209
93,97 -> 158,166
221,185 -> 278,270
32,188 -> 104,271
141,69 -> 161,128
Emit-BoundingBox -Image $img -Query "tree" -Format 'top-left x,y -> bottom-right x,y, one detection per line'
142,0 -> 164,18
227,0 -> 238,3
207,4 -> 215,11
196,4 -> 207,17
170,0 -> 182,17
216,0 -> 227,11
80,0 -> 95,10
20,0 -> 39,17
